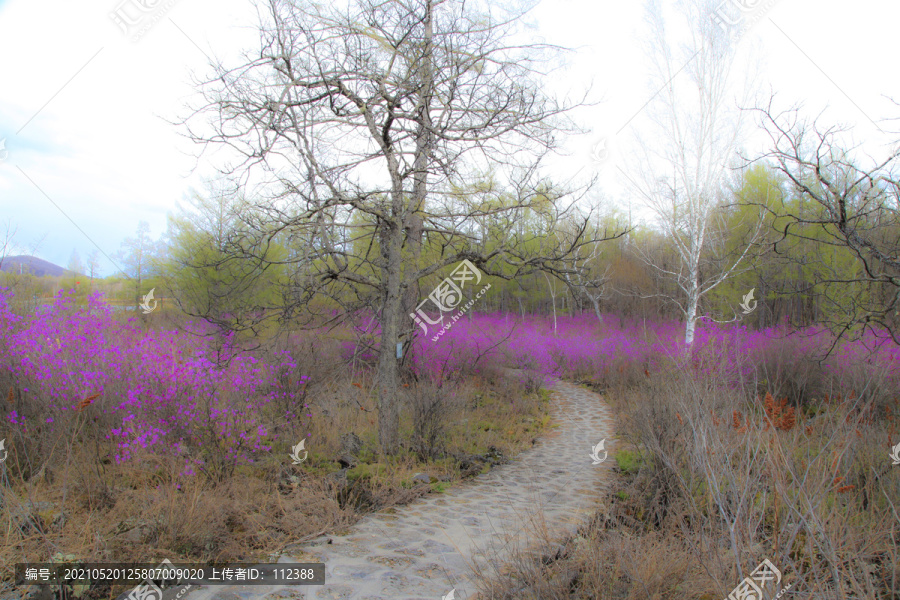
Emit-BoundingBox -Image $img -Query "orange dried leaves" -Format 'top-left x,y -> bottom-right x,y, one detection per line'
762,392 -> 795,431
76,393 -> 101,412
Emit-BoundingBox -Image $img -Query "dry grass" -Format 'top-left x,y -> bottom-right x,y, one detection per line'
475,357 -> 900,599
0,336 -> 551,598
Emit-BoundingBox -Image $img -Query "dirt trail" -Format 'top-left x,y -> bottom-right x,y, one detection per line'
176,379 -> 616,600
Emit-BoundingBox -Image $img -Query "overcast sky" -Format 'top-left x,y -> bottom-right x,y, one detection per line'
1,0 -> 898,276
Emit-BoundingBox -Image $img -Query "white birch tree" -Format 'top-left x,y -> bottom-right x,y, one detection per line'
627,0 -> 763,344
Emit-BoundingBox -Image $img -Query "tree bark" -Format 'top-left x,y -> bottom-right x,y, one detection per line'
377,218 -> 403,455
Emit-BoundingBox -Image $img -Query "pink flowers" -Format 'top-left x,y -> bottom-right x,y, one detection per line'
2,287 -> 895,477
0,289 -> 310,472
413,311 -> 899,390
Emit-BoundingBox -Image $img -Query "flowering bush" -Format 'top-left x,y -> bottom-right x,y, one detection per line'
0,289 -> 310,480
414,312 -> 900,403
2,289 -> 897,480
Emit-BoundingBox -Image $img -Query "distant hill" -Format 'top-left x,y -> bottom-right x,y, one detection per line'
0,255 -> 71,278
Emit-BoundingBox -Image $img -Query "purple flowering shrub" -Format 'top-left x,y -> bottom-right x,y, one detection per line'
416,312 -> 900,404
2,288 -> 897,482
0,289 -> 311,481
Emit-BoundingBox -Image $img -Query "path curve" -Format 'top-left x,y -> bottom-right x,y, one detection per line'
178,379 -> 615,600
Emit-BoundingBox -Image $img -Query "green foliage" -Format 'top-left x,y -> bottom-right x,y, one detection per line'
614,449 -> 645,475
429,481 -> 449,493
702,163 -> 867,328
0,270 -> 51,315
115,220 -> 163,303
346,462 -> 388,482
161,187 -> 288,337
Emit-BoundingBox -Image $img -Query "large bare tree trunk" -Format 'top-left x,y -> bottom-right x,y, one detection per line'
400,0 -> 433,359
377,221 -> 404,455
183,0 -> 628,454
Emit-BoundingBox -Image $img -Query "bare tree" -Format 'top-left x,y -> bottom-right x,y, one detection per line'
181,0 -> 626,454
0,222 -> 51,314
562,214 -> 617,324
65,249 -> 85,296
67,250 -> 84,276
87,250 -> 102,288
115,220 -> 157,305
0,220 -> 17,273
753,101 -> 900,345
626,0 -> 763,344
163,185 -> 285,350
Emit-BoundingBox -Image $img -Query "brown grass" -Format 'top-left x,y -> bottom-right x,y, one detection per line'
473,355 -> 900,599
0,333 -> 551,598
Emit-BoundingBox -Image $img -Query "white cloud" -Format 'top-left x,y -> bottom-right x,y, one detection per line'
0,0 -> 897,272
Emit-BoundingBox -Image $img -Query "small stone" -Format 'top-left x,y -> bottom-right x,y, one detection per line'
209,593 -> 241,600
326,469 -> 349,488
314,584 -> 354,599
379,572 -> 426,594
340,432 -> 363,456
20,584 -> 55,600
123,527 -> 143,543
331,564 -> 381,579
264,591 -> 306,600
411,473 -> 431,484
12,502 -> 65,533
412,563 -> 444,579
337,453 -> 358,468
367,555 -> 414,568
421,540 -> 455,553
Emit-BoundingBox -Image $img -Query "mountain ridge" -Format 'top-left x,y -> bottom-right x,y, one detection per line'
0,255 -> 72,277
